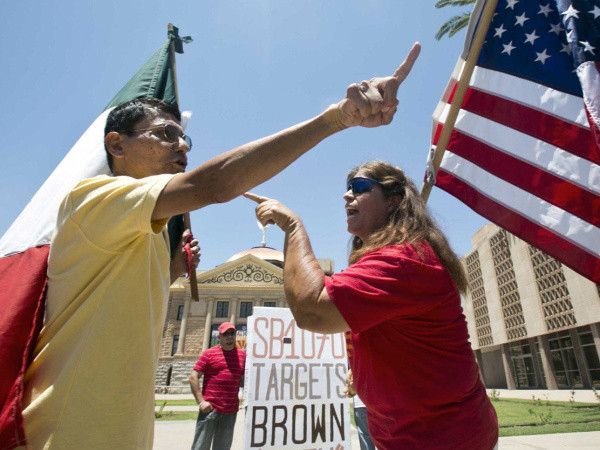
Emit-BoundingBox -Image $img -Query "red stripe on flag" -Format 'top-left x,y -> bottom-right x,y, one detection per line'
435,170 -> 600,284
448,80 -> 458,104
585,105 -> 600,160
0,246 -> 49,450
584,62 -> 600,156
433,122 -> 444,146
462,87 -> 600,166
431,81 -> 458,146
446,130 -> 600,227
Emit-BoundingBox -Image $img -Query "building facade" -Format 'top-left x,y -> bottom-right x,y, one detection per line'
461,223 -> 600,390
155,246 -> 334,393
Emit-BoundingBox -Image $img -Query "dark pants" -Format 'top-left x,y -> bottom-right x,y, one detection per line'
191,410 -> 237,450
354,406 -> 376,450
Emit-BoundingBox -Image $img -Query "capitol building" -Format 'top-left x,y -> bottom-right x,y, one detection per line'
155,245 -> 333,393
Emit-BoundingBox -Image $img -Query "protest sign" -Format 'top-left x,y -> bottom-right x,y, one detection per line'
244,307 -> 350,450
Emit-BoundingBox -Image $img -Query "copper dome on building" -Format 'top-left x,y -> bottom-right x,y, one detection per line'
226,246 -> 284,268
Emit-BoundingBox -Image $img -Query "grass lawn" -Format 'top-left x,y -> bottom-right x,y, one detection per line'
154,402 -> 359,424
154,399 -> 197,421
492,398 -> 600,437
155,397 -> 600,437
155,411 -> 198,421
155,399 -> 197,406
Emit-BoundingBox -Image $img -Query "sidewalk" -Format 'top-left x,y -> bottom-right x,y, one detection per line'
499,431 -> 600,449
154,417 -> 600,449
154,411 -> 361,449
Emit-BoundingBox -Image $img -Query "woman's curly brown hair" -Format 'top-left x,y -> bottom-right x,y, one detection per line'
347,160 -> 468,293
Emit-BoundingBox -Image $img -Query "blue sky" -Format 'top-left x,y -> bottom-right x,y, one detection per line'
0,1 -> 485,272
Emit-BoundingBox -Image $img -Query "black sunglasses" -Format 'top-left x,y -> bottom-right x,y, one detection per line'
221,330 -> 236,337
133,123 -> 192,150
347,177 -> 383,194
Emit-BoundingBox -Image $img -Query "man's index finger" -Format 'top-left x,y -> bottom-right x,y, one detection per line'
392,42 -> 421,81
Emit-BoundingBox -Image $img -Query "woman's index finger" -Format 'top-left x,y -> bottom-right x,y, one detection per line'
243,192 -> 270,204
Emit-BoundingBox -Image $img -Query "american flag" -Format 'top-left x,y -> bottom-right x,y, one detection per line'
429,0 -> 600,283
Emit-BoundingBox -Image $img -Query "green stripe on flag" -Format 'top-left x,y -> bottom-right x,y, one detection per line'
104,39 -> 178,110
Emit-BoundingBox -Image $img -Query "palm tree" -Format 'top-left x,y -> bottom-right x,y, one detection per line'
435,0 -> 476,40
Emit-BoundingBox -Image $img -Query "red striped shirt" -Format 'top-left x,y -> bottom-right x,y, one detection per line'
194,346 -> 246,413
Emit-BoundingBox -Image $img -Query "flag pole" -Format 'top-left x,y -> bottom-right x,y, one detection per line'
420,0 -> 498,203
168,23 -> 200,303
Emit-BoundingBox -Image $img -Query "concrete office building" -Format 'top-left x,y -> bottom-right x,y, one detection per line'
461,223 -> 600,390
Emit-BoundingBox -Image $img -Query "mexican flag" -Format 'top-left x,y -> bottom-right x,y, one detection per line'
0,27 -> 190,448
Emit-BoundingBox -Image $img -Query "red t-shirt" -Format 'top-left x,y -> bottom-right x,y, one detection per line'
193,346 -> 246,414
324,243 -> 498,450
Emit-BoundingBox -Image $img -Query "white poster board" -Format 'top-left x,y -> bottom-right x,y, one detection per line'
244,307 -> 351,450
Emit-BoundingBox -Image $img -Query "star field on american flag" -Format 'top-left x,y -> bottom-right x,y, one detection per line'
479,0 -> 600,97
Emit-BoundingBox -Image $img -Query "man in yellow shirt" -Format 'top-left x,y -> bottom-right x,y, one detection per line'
21,43 -> 420,449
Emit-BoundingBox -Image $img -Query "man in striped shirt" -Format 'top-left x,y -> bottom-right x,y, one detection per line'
189,322 -> 246,450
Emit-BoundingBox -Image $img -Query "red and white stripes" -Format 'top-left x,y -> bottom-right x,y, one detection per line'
430,61 -> 600,283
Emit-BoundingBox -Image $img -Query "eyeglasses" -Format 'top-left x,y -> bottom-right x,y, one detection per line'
221,330 -> 236,337
133,124 -> 192,150
346,177 -> 383,194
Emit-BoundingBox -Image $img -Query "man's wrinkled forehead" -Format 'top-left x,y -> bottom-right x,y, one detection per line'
140,108 -> 180,127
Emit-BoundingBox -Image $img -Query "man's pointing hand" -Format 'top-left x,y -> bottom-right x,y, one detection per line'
335,42 -> 421,128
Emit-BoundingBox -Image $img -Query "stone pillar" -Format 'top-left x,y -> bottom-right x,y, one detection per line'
591,323 -> 600,371
202,298 -> 215,352
175,293 -> 192,355
537,335 -> 559,389
501,344 -> 517,390
528,337 -> 544,388
230,297 -> 238,325
570,328 -> 593,388
474,349 -> 486,385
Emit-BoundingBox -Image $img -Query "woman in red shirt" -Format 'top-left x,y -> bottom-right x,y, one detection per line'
245,160 -> 498,449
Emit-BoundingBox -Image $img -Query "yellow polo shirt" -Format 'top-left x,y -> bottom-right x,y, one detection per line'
22,174 -> 175,449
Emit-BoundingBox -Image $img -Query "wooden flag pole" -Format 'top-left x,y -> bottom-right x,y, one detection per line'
168,23 -> 199,302
420,0 -> 498,203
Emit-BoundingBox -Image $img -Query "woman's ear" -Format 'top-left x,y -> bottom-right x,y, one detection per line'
387,195 -> 401,212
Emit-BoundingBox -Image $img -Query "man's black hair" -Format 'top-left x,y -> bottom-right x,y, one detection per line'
104,98 -> 181,171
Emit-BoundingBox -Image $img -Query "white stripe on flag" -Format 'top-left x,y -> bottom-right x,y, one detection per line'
470,67 -> 589,127
436,106 -> 600,194
578,61 -> 600,126
432,58 -> 466,125
0,109 -> 112,258
440,151 -> 600,258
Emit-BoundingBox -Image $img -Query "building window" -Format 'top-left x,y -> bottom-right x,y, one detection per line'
466,250 -> 493,347
216,301 -> 229,318
264,301 -> 277,307
177,305 -> 184,320
509,339 -> 539,388
548,331 -> 582,388
529,246 -> 576,331
578,326 -> 600,388
171,335 -> 179,356
240,301 -> 253,318
490,230 -> 527,340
